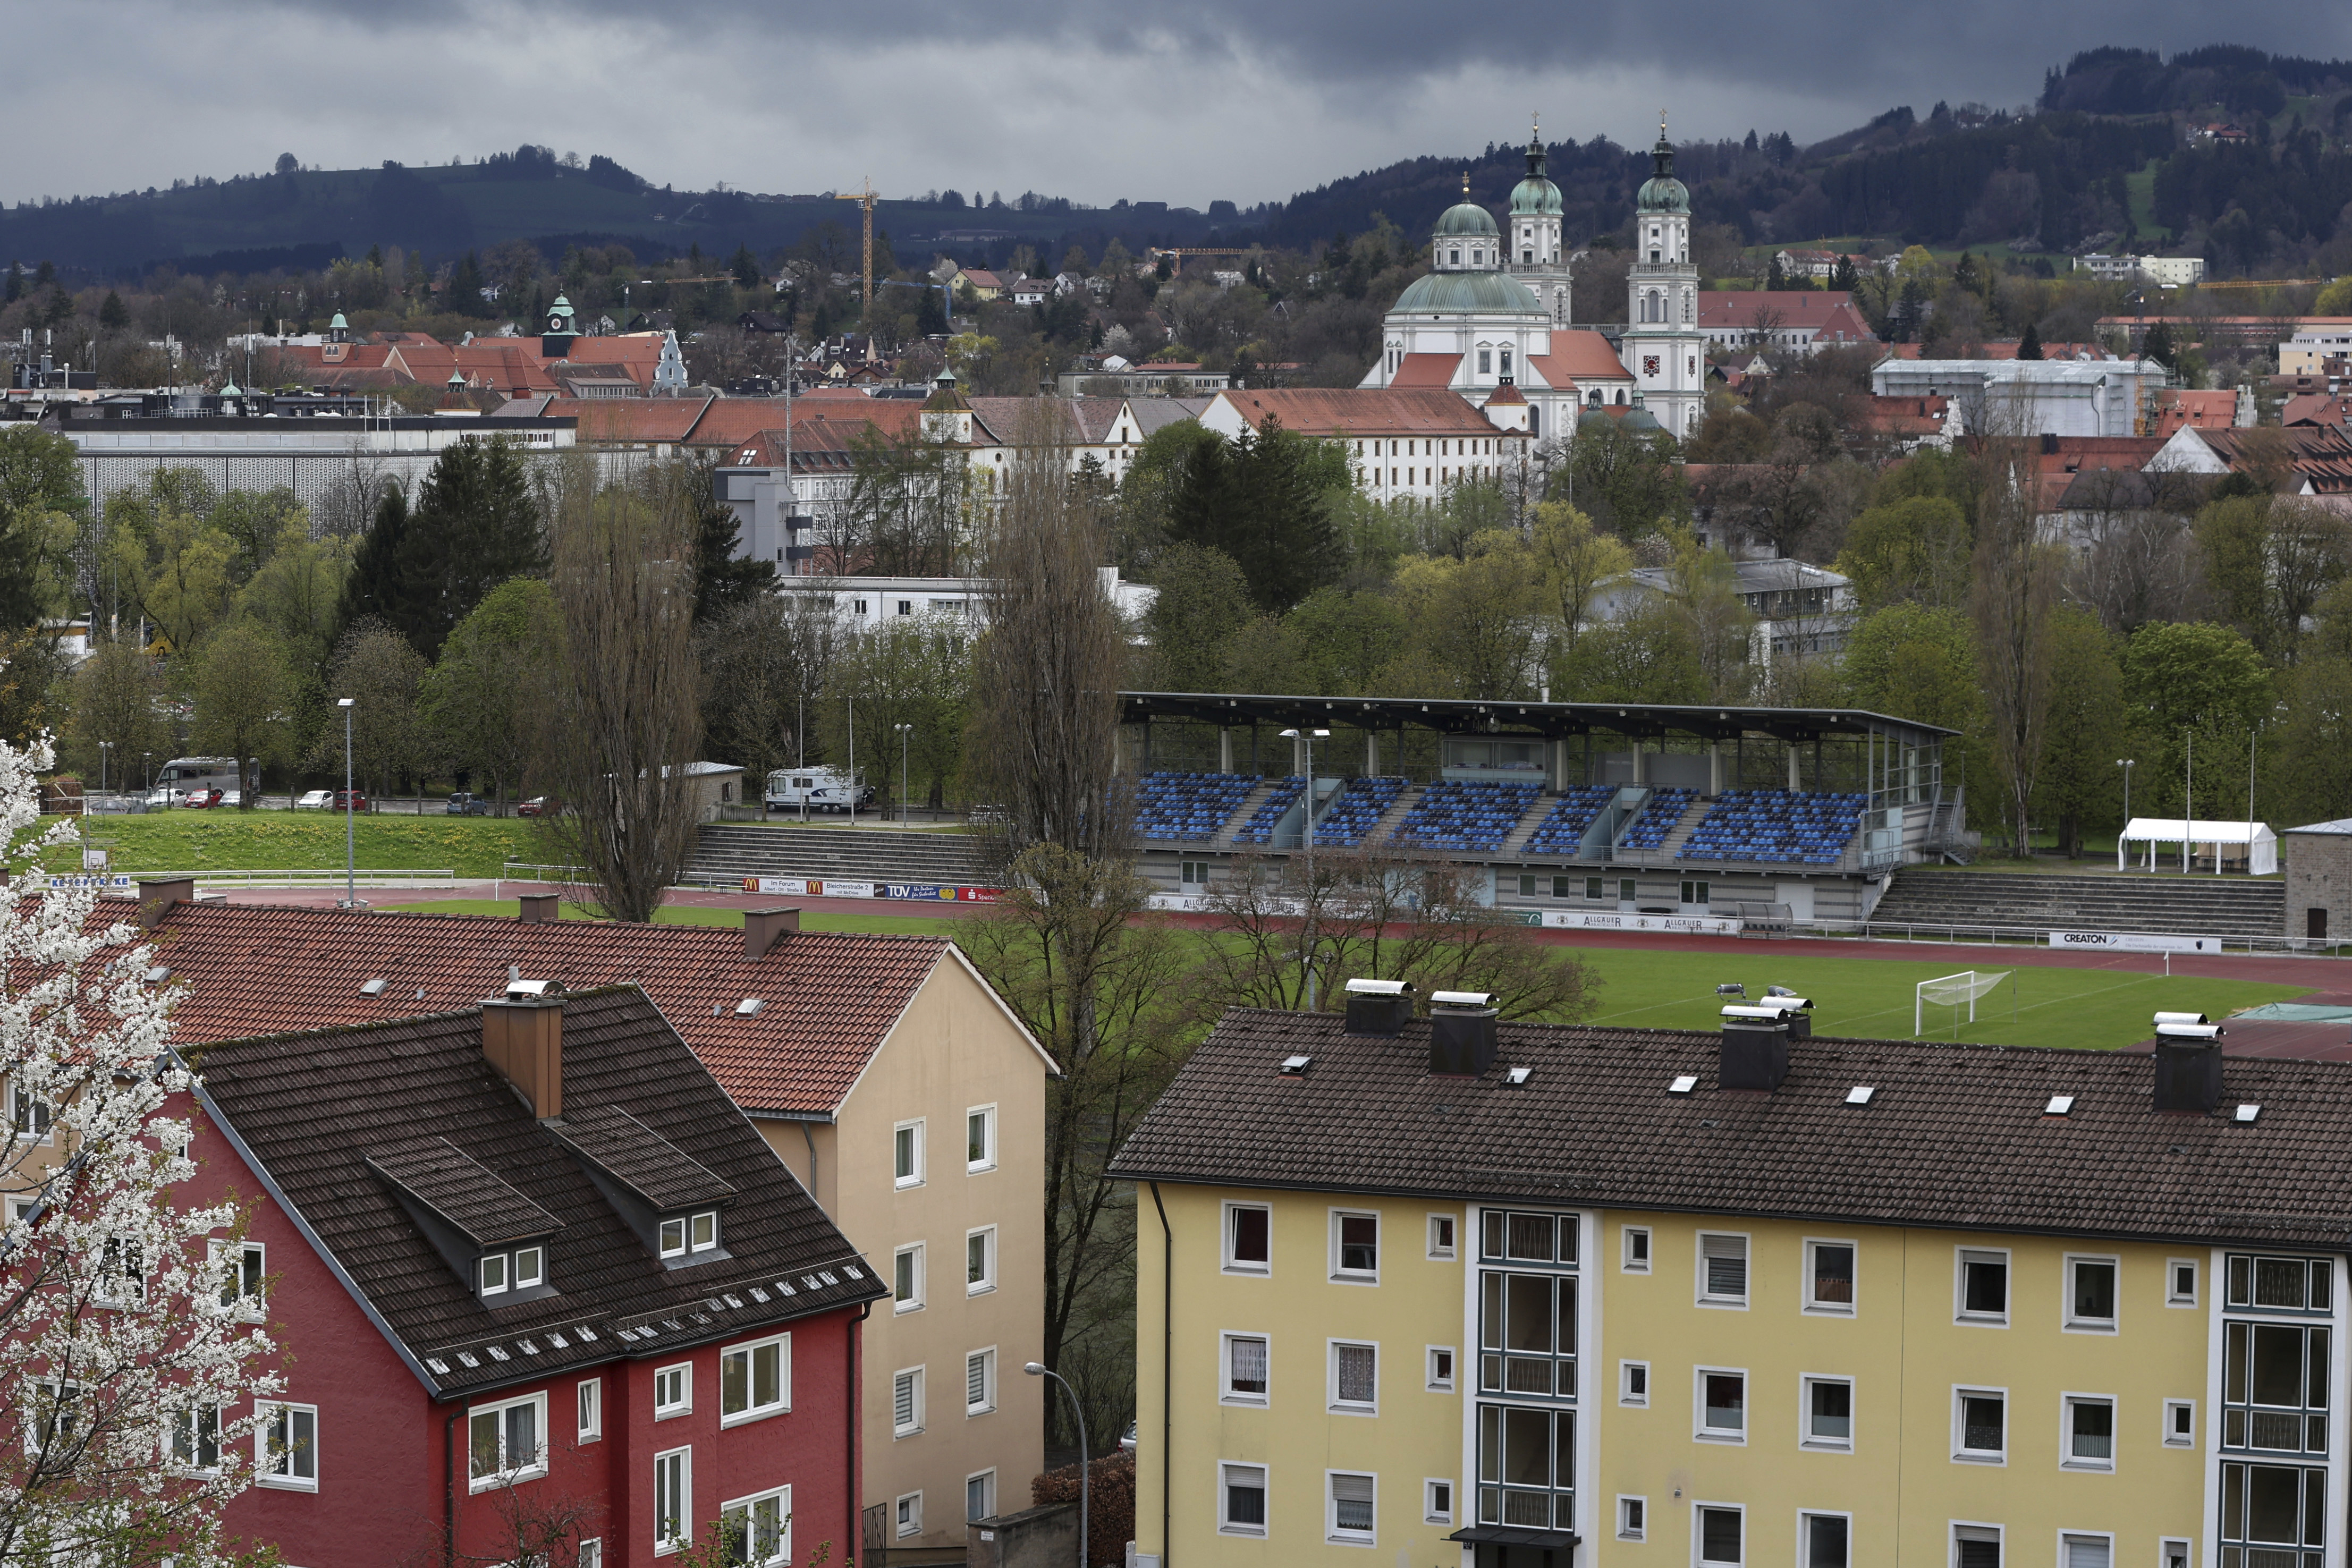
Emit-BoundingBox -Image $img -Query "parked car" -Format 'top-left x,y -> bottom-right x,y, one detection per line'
445,792 -> 490,816
518,796 -> 566,817
294,789 -> 334,810
216,790 -> 241,809
146,787 -> 188,809
183,789 -> 223,809
331,789 -> 369,812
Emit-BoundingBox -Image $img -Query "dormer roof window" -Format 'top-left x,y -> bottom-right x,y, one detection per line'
367,1136 -> 563,1304
547,1105 -> 737,1268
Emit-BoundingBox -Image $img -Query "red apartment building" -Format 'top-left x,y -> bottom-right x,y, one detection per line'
177,981 -> 885,1567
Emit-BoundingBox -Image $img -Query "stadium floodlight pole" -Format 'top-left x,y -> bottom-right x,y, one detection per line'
1280,727 -> 1332,1010
894,724 -> 913,824
2184,731 -> 2193,876
1023,1363 -> 1086,1568
848,696 -> 857,828
337,698 -> 356,908
2117,759 -> 2135,869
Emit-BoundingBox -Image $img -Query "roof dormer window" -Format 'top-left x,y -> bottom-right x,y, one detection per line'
658,1209 -> 722,1261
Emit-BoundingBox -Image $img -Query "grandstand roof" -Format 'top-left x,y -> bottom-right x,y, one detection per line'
1119,692 -> 1956,747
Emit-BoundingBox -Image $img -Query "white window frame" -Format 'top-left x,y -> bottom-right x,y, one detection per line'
1222,1201 -> 1271,1276
1953,1385 -> 2008,1465
1804,1237 -> 1858,1316
2163,1399 -> 2195,1448
1694,1499 -> 1746,1564
1697,1232 -> 1750,1308
1618,1495 -> 1648,1541
2061,1392 -> 2117,1472
577,1377 -> 602,1443
894,1243 -> 925,1314
2059,1531 -> 2114,1568
464,1391 -> 543,1491
893,1490 -> 924,1538
1798,1511 -> 1855,1567
654,1446 -> 691,1554
2064,1254 -> 2121,1334
579,1538 -> 603,1567
1327,1339 -> 1378,1416
658,1217 -> 687,1258
168,1402 -> 223,1474
688,1211 -> 717,1253
1951,1522 -> 2002,1567
211,1239 -> 266,1318
1801,1373 -> 1856,1452
893,1118 -> 925,1188
1955,1247 -> 2011,1326
514,1243 -> 545,1288
1696,1365 -> 1749,1443
965,1347 -> 996,1417
1330,1208 -> 1380,1284
479,1250 -> 509,1296
1623,1226 -> 1652,1273
1325,1469 -> 1377,1547
966,1469 -> 997,1523
1424,1478 -> 1454,1525
2167,1258 -> 2200,1308
1426,1345 -> 1456,1393
2159,1538 -> 2193,1568
966,1227 -> 996,1296
719,1484 -> 791,1566
7,1078 -> 52,1143
892,1366 -> 925,1438
1218,1461 -> 1268,1537
1427,1213 -> 1459,1260
1220,1332 -> 1270,1406
965,1105 -> 996,1174
1621,1360 -> 1650,1406
654,1361 -> 692,1420
721,1333 -> 791,1426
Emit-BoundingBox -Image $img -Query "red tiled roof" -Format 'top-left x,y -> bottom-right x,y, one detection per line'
2286,393 -> 2352,428
137,902 -> 954,1114
557,397 -> 713,444
1697,292 -> 1876,343
1522,330 -> 1632,390
1211,387 -> 1508,437
2152,388 -> 2239,436
1390,352 -> 1462,389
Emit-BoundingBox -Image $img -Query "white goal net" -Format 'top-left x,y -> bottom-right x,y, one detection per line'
1916,970 -> 2011,1037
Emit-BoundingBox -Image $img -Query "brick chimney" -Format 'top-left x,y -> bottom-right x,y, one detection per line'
138,877 -> 196,931
483,987 -> 565,1118
744,906 -> 801,960
2153,1019 -> 2224,1113
1720,1006 -> 1791,1092
518,893 -> 561,923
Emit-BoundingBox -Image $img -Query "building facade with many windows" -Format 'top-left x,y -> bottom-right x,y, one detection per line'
1113,999 -> 2352,1568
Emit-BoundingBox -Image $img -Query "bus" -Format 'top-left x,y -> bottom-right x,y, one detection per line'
151,757 -> 243,801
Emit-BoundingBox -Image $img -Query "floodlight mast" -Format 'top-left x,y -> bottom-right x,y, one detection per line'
1280,727 -> 1333,1009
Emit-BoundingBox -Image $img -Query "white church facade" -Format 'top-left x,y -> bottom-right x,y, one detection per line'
1358,121 -> 1706,441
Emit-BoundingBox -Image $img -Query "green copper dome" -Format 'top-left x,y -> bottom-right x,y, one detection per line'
328,312 -> 348,330
1392,269 -> 1545,317
1509,133 -> 1563,217
1636,127 -> 1688,214
1434,199 -> 1500,239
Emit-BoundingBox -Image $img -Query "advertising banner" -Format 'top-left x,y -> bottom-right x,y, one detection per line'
1537,910 -> 1745,936
41,874 -> 134,891
2045,930 -> 2222,954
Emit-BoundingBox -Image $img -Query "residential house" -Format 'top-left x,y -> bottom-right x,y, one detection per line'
1113,997 -> 2343,1568
2281,329 -> 2352,377
951,270 -> 1005,301
2148,387 -> 2252,436
1593,557 -> 1855,659
1772,249 -> 1843,282
2148,423 -> 2352,496
127,892 -> 1053,1563
1197,388 -> 1530,506
1695,292 -> 1877,355
1054,360 -> 1231,398
173,981 -> 884,1567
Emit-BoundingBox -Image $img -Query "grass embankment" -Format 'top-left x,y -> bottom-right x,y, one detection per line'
48,813 -> 546,879
387,900 -> 965,938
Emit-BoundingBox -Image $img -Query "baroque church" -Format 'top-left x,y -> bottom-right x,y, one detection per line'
1357,119 -> 1705,441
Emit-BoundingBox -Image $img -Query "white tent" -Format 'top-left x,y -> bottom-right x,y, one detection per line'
2118,817 -> 2278,876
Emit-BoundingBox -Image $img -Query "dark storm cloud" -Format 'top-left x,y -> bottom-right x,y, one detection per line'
9,1 -> 2352,207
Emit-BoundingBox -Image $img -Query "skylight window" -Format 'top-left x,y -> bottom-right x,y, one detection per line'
145,965 -> 170,984
360,978 -> 387,996
1504,1067 -> 1533,1086
1279,1055 -> 1312,1076
1845,1086 -> 1875,1105
2235,1104 -> 2262,1123
1669,1075 -> 1699,1095
734,998 -> 764,1016
2045,1095 -> 2076,1116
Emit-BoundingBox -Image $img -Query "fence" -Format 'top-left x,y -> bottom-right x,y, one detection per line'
132,868 -> 461,891
1796,917 -> 2336,959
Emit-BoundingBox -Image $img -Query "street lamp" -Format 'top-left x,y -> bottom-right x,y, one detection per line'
337,699 -> 357,908
1279,728 -> 1332,1010
2116,759 -> 2135,867
1023,1363 -> 1087,1568
847,694 -> 857,829
894,723 -> 913,824
98,741 -> 112,798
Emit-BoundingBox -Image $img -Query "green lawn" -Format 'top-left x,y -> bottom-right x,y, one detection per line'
1572,947 -> 2307,1052
385,899 -> 966,938
2125,162 -> 2169,242
48,813 -> 548,879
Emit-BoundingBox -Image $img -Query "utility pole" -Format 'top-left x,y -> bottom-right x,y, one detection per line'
835,177 -> 876,318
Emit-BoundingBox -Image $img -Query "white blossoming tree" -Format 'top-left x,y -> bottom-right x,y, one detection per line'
0,734 -> 283,1566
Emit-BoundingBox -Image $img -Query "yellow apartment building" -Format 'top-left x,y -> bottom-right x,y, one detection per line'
1113,994 -> 2351,1568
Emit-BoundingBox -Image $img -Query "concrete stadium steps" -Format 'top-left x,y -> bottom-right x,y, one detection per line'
1498,793 -> 1563,858
1868,869 -> 2285,937
1650,799 -> 1713,860
1367,785 -> 1427,846
683,825 -> 1004,887
1215,780 -> 1287,847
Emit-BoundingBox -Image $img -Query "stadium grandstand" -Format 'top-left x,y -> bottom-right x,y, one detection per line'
1117,692 -> 1964,923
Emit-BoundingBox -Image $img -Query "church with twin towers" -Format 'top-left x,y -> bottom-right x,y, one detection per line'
1357,116 -> 1705,443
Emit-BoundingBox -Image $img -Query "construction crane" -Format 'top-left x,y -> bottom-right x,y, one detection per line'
835,178 -> 876,316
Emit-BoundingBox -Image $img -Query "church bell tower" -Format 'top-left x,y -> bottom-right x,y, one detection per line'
1620,115 -> 1705,439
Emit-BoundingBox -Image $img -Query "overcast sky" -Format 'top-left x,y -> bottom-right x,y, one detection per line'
5,2 -> 2348,210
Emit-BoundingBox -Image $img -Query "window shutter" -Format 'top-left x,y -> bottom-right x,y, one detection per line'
967,1353 -> 988,1409
2065,1539 -> 2111,1568
1703,1234 -> 1748,1296
894,1372 -> 916,1429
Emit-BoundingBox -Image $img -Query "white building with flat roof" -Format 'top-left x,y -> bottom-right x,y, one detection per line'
1869,357 -> 2166,439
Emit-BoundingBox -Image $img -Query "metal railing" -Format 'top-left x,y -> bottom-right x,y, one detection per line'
124,868 -> 461,890
1795,917 -> 2336,957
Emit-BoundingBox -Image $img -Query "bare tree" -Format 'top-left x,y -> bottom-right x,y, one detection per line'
1972,435 -> 2065,857
696,591 -> 838,789
536,457 -> 704,921
308,618 -> 432,800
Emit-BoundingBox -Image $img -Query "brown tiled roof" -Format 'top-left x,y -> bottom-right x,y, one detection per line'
1212,387 -> 1504,438
1695,292 -> 1877,343
1522,331 -> 1632,390
367,1135 -> 565,1245
1390,352 -> 1462,389
1109,1008 -> 2352,1248
194,988 -> 884,1398
139,902 -> 950,1114
551,1104 -> 735,1211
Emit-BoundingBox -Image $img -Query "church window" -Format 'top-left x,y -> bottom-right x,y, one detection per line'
1449,249 -> 1461,265
1501,347 -> 1512,376
1478,350 -> 1492,376
1523,250 -> 1533,264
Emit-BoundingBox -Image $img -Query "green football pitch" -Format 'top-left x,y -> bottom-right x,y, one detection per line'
1572,947 -> 2313,1053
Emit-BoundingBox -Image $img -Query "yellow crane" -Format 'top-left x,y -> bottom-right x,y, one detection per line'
835,177 -> 876,316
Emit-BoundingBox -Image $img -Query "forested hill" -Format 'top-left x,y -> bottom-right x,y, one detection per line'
1271,44 -> 2352,279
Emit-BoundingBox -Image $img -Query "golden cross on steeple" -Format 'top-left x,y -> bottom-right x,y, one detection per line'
1660,108 -> 1669,140
1461,169 -> 1470,195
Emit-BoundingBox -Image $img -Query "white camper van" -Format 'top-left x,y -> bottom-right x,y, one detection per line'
763,767 -> 876,815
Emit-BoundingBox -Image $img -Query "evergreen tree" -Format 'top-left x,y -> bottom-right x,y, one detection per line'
98,291 -> 128,330
5,262 -> 24,304
2141,320 -> 2177,368
1167,416 -> 1340,613
688,460 -> 776,623
1832,255 -> 1859,291
915,285 -> 948,337
393,436 -> 546,658
449,250 -> 488,317
1766,255 -> 1788,290
730,244 -> 762,289
2018,320 -> 2044,359
337,486 -> 411,634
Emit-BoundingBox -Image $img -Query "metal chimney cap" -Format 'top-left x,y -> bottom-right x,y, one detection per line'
505,978 -> 564,999
2155,1022 -> 2222,1040
2152,1011 -> 2210,1025
1346,978 -> 1415,996
1431,990 -> 1495,1009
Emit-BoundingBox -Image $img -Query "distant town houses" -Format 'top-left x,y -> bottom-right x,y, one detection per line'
1695,291 -> 1878,355
2074,252 -> 2208,287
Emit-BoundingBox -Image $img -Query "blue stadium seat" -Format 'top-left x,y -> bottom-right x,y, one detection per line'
1392,780 -> 1543,854
1233,776 -> 1308,845
1133,770 -> 1260,843
1312,777 -> 1408,847
1676,790 -> 1870,865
